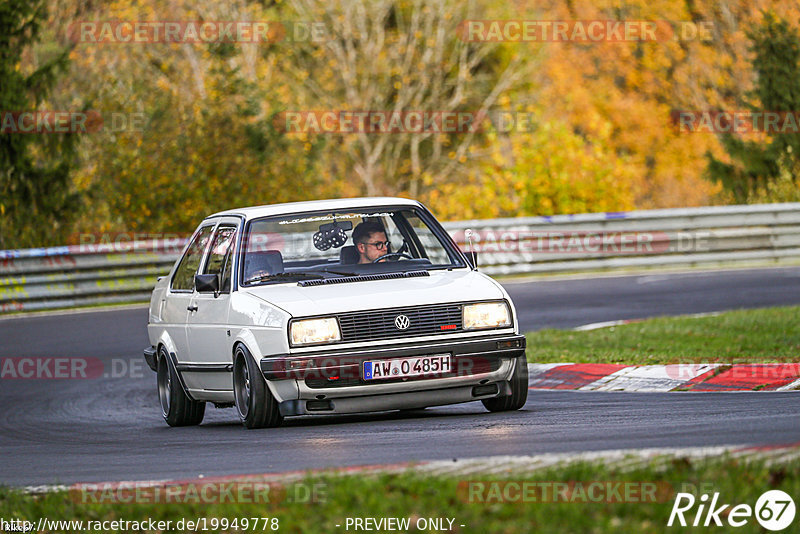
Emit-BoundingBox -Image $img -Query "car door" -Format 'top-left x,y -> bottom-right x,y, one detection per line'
184,218 -> 240,391
162,224 -> 215,363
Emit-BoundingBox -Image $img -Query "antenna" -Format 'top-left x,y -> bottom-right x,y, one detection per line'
465,229 -> 478,271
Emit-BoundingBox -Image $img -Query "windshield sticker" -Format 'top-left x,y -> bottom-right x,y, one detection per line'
278,212 -> 393,225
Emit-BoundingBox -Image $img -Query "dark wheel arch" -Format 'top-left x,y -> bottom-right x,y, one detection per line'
156,344 -> 205,426
482,355 -> 528,412
232,343 -> 283,429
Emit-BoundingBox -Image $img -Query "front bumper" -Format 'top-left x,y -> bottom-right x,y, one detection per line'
259,334 -> 526,415
278,381 -> 513,416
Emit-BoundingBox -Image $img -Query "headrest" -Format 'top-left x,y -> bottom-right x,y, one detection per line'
339,245 -> 360,265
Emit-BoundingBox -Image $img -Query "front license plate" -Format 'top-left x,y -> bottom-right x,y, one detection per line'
363,354 -> 452,380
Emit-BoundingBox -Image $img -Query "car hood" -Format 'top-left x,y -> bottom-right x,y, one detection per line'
244,269 -> 505,317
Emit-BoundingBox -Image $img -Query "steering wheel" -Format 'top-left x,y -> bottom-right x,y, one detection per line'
373,252 -> 413,263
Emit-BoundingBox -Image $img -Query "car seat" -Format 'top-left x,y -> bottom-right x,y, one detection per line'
244,250 -> 284,281
339,245 -> 360,264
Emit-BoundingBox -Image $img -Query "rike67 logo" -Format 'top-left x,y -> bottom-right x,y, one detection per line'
668,490 -> 796,531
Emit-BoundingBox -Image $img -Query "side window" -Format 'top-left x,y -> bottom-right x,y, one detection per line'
171,226 -> 213,291
405,213 -> 452,265
202,226 -> 237,293
379,215 -> 404,255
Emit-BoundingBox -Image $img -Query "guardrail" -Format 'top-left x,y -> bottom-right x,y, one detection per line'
447,202 -> 800,275
1,203 -> 799,313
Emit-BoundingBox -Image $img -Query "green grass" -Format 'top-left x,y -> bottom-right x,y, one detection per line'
1,456 -> 797,533
525,306 -> 800,365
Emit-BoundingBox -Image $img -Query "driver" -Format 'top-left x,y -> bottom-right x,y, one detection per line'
352,221 -> 390,264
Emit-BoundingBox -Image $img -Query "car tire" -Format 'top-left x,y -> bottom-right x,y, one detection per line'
482,355 -> 528,412
233,345 -> 283,429
157,346 -> 205,426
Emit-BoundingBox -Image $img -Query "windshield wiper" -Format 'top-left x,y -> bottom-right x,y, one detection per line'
245,271 -> 325,284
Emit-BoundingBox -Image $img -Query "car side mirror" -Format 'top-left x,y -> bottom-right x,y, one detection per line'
194,273 -> 220,294
465,251 -> 479,269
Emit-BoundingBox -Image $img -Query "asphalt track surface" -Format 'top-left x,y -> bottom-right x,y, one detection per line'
1,267 -> 799,486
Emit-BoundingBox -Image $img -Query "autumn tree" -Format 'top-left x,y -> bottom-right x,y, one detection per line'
0,0 -> 79,248
284,0 -> 526,199
707,12 -> 800,203
14,0 -> 798,248
53,0 -> 330,235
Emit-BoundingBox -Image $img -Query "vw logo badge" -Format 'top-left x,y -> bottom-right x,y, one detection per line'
394,314 -> 410,330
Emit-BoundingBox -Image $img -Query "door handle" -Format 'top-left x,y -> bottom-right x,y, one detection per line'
187,305 -> 198,312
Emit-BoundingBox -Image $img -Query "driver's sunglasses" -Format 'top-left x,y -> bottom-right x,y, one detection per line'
366,241 -> 390,250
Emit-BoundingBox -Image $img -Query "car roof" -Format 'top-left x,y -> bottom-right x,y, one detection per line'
205,197 -> 423,221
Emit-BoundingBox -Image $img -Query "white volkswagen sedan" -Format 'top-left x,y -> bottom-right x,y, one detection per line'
144,197 -> 528,428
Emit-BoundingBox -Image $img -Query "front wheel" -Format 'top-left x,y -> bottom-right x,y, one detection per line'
233,345 -> 283,429
157,346 -> 205,426
482,355 -> 528,412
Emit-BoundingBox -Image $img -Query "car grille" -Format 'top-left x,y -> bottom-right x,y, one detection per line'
337,303 -> 463,343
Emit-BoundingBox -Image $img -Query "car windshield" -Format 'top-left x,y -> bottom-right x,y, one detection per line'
240,207 -> 462,285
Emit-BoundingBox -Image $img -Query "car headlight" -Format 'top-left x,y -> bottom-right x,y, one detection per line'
290,317 -> 341,346
463,302 -> 511,330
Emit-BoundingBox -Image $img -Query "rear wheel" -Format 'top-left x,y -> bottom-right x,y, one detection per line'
233,345 -> 283,429
482,355 -> 528,412
157,346 -> 205,426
